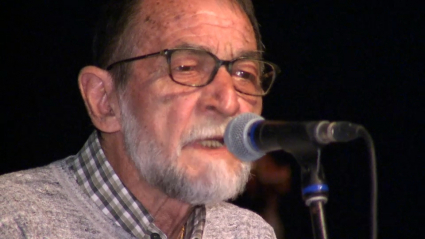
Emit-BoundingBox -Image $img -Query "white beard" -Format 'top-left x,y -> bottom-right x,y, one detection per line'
119,95 -> 251,205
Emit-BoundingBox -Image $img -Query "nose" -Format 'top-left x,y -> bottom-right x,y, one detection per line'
197,66 -> 240,117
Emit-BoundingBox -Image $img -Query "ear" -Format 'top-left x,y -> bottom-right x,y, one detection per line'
78,66 -> 121,133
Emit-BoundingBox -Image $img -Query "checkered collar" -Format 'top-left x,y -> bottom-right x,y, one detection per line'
67,131 -> 205,239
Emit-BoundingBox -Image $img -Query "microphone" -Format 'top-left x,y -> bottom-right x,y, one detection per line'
224,113 -> 363,162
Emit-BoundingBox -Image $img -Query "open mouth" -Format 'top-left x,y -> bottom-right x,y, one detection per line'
198,138 -> 224,148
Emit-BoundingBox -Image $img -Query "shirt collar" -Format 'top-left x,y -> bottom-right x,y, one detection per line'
67,131 -> 205,239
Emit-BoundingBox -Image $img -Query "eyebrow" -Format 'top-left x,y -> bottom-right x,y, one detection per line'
238,50 -> 263,59
171,43 -> 263,60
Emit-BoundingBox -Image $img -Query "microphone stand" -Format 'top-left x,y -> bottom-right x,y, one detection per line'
294,149 -> 329,239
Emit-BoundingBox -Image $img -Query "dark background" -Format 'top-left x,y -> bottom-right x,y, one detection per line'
2,0 -> 423,238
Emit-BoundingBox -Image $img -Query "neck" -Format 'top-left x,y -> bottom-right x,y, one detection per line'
99,132 -> 193,238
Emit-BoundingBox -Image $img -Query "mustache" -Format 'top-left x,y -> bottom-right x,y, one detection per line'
180,117 -> 233,146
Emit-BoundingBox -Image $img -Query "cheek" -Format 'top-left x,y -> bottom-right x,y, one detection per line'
130,66 -> 201,124
255,97 -> 263,113
150,92 -> 199,144
238,95 -> 262,114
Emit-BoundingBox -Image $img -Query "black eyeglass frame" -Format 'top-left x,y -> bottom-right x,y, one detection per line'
106,48 -> 281,96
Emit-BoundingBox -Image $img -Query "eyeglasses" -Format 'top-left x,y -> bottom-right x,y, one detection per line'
106,48 -> 281,96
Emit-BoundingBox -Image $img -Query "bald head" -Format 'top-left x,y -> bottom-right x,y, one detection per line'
136,0 -> 255,55
93,0 -> 262,88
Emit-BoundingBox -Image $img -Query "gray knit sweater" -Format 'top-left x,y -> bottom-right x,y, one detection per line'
0,159 -> 276,239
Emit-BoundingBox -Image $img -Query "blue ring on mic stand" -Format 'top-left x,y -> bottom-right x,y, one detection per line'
302,184 -> 329,195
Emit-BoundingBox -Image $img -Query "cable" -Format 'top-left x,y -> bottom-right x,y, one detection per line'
358,126 -> 378,239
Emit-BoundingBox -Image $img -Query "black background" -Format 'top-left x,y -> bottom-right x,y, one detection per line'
2,0 -> 423,238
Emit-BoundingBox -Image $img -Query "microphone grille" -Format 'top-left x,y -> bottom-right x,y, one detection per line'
224,113 -> 265,162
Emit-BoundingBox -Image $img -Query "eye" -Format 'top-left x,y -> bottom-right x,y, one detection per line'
234,70 -> 256,81
175,65 -> 196,72
172,57 -> 198,70
171,54 -> 202,74
233,64 -> 259,83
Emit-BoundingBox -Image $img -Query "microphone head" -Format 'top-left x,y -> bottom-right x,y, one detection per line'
224,113 -> 265,162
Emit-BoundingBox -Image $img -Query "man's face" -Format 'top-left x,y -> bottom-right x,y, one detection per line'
119,0 -> 262,204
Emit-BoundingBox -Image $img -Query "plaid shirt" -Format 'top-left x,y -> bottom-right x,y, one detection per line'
66,131 -> 206,239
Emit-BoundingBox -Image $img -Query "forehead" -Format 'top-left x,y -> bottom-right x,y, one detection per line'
133,0 -> 256,57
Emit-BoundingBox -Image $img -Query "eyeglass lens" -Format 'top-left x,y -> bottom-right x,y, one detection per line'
169,49 -> 275,95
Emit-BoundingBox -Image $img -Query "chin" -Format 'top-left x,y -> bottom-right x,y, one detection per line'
175,156 -> 252,205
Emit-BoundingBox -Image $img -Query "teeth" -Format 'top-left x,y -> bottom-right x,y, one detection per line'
199,140 -> 223,148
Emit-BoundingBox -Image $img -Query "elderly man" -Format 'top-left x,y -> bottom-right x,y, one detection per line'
0,0 -> 280,238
